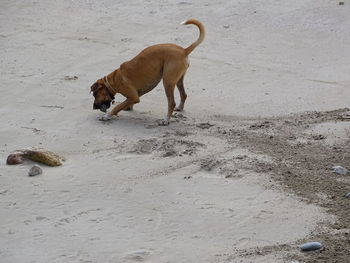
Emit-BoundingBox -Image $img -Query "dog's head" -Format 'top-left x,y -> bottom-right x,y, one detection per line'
90,80 -> 114,112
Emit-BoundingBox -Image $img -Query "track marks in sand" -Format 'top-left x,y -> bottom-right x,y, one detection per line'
110,108 -> 349,262
129,137 -> 205,157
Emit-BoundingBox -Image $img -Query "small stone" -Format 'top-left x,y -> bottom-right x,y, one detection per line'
28,165 -> 42,176
339,1 -> 344,5
345,192 -> 350,198
332,166 -> 348,175
300,242 -> 323,252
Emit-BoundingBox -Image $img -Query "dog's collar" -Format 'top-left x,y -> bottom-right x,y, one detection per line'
102,76 -> 115,103
103,76 -> 113,91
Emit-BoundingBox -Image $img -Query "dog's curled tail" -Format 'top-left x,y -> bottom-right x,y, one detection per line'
181,19 -> 205,55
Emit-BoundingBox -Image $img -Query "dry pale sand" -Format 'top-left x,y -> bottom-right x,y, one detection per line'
1,1 -> 350,262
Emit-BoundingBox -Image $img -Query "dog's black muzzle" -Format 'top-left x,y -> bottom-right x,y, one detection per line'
93,100 -> 111,112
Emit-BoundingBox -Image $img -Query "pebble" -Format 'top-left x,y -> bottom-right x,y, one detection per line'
332,166 -> 348,175
28,165 -> 42,176
300,242 -> 323,252
345,192 -> 350,198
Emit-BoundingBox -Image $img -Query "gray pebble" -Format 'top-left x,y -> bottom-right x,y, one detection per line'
28,165 -> 42,176
332,166 -> 348,175
300,242 -> 323,252
345,192 -> 350,198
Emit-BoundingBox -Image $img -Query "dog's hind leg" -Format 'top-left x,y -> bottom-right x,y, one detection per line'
158,81 -> 176,126
174,74 -> 187,112
159,60 -> 187,125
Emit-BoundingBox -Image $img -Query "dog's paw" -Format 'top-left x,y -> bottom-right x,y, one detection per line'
157,119 -> 170,126
174,106 -> 184,112
99,113 -> 112,121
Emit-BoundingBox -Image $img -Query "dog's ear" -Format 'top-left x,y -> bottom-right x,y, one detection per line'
90,82 -> 101,93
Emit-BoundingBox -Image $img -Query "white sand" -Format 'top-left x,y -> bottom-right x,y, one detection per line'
1,0 -> 349,262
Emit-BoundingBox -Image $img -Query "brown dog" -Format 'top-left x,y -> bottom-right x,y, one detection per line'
90,19 -> 205,125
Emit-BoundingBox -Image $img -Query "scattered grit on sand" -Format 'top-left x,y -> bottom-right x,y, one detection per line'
1,0 -> 350,262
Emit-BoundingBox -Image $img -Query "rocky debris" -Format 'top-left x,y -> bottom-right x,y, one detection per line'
200,158 -> 224,171
311,134 -> 326,140
162,149 -> 177,157
40,105 -> 64,109
336,113 -> 350,120
64,75 -> 78,80
156,119 -> 170,126
21,126 -> 42,134
332,166 -> 348,175
220,167 -> 239,178
7,148 -> 63,166
28,165 -> 42,176
196,122 -> 214,129
120,37 -> 132,42
300,242 -> 323,252
249,121 -> 272,129
172,113 -> 187,120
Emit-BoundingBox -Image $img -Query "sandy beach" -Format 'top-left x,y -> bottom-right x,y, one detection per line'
1,0 -> 349,262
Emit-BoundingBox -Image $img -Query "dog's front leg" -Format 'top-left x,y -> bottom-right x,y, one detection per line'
99,97 -> 139,121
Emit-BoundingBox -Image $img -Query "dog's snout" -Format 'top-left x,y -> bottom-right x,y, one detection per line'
100,104 -> 108,113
